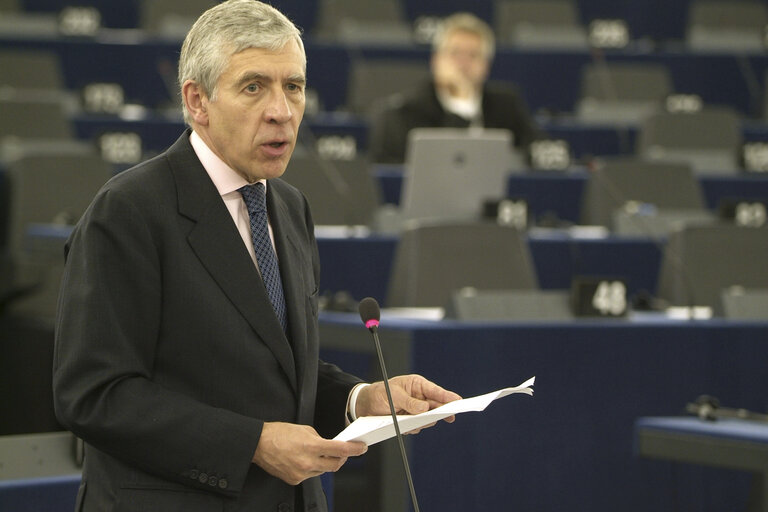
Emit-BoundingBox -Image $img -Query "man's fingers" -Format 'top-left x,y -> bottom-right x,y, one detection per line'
253,423 -> 367,485
418,378 -> 462,405
318,439 -> 367,459
391,385 -> 429,415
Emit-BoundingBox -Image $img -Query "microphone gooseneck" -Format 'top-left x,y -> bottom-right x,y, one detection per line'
357,297 -> 420,512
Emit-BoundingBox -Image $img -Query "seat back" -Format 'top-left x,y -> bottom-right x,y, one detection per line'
656,224 -> 768,313
386,222 -> 538,307
495,0 -> 588,48
7,151 -> 111,253
282,150 -> 381,226
140,0 -> 216,36
580,158 -> 706,228
0,0 -> 20,11
577,62 -> 672,124
636,107 -> 742,174
345,59 -> 429,117
314,0 -> 410,43
687,0 -> 768,52
0,96 -> 74,141
0,49 -> 64,91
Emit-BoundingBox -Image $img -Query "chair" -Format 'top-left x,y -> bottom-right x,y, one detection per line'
686,0 -> 768,53
0,7 -> 58,37
140,0 -> 217,38
282,148 -> 382,226
345,59 -> 430,117
0,96 -> 74,141
576,62 -> 673,124
6,150 -> 110,252
656,224 -> 768,314
494,0 -> 588,49
0,0 -> 20,11
636,107 -> 743,175
313,0 -> 412,44
3,150 -> 111,321
580,158 -> 709,233
0,49 -> 65,91
386,222 -> 538,307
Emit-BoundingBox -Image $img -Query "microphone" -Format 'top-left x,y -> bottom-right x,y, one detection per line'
358,297 -> 420,512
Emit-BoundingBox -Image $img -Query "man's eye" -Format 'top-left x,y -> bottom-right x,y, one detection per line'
246,84 -> 259,93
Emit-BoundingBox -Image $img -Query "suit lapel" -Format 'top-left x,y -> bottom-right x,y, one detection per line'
166,132 -> 298,392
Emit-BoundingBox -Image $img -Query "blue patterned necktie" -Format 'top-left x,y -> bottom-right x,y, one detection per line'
239,182 -> 287,331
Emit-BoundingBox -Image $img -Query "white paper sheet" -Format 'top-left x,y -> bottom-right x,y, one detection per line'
334,377 -> 535,446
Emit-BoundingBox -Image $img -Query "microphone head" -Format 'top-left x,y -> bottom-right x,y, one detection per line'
358,297 -> 380,329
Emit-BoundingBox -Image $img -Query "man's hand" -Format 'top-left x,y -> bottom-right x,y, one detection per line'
355,375 -> 462,432
252,422 -> 367,485
432,53 -> 475,100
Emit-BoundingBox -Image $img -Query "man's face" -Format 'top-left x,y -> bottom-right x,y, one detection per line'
196,39 -> 306,182
436,30 -> 490,89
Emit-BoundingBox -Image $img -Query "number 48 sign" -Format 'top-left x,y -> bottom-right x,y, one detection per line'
571,277 -> 628,317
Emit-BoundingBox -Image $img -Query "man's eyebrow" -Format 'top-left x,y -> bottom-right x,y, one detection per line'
286,73 -> 307,85
235,72 -> 306,87
235,72 -> 268,88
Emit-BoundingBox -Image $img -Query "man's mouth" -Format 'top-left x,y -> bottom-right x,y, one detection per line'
261,139 -> 291,157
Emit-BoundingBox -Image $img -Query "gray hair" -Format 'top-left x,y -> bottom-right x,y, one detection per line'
432,12 -> 495,61
178,0 -> 305,124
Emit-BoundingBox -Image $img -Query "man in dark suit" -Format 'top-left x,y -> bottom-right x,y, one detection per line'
52,1 -> 460,510
369,12 -> 542,164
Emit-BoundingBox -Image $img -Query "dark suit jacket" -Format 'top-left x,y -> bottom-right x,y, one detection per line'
369,79 -> 542,164
53,131 -> 361,512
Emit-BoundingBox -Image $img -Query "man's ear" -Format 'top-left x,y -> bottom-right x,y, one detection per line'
181,80 -> 209,126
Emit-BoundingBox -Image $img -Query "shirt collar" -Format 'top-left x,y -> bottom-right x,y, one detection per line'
189,130 -> 267,196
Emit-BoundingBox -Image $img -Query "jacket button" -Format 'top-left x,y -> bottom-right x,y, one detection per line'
218,478 -> 228,489
189,469 -> 199,480
208,476 -> 218,487
198,472 -> 208,484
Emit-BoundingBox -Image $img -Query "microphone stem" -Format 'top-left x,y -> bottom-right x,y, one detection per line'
370,327 -> 421,512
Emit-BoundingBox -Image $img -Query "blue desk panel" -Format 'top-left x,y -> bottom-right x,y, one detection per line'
374,167 -> 768,224
0,470 -> 335,510
0,474 -> 80,512
316,233 -> 663,306
319,314 -> 768,512
635,416 -> 768,511
23,225 -> 664,307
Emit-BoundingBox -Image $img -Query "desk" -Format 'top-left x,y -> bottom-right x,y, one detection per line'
0,432 -> 335,511
24,225 -> 665,309
317,231 -> 663,305
375,167 -> 768,224
0,474 -> 81,512
635,417 -> 768,512
320,313 -> 768,512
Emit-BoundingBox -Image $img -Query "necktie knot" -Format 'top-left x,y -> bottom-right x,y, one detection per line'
239,182 -> 267,213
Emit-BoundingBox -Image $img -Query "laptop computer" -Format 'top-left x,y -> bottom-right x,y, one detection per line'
400,128 -> 519,223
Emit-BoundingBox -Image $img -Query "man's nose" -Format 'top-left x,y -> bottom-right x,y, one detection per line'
264,89 -> 292,124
